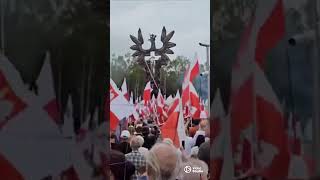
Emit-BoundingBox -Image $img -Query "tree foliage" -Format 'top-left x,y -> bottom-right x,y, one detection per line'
2,0 -> 108,126
110,54 -> 194,99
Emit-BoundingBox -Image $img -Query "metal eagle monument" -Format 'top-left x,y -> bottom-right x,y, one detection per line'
129,27 -> 176,97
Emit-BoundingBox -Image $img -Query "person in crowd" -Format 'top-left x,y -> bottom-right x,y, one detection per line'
136,135 -> 149,157
190,145 -> 199,159
125,136 -> 147,180
128,125 -> 135,136
190,134 -> 206,159
110,133 -> 117,150
135,126 -> 143,136
116,130 -> 132,154
184,119 -> 196,156
198,140 -> 210,168
177,158 -> 209,180
110,150 -> 136,180
142,126 -> 156,149
145,142 -> 181,180
195,135 -> 205,147
192,120 -> 209,146
204,119 -> 210,141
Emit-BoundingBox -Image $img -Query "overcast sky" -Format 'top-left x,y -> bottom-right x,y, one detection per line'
110,0 -> 210,64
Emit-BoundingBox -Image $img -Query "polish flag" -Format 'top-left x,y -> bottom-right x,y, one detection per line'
166,91 -> 180,117
210,90 -> 235,180
130,91 -> 134,105
160,91 -> 186,148
0,54 -> 72,179
157,89 -> 165,107
165,95 -> 174,106
254,63 -> 290,179
0,55 -> 27,130
288,120 -> 309,179
62,96 -> 75,138
143,81 -> 152,105
121,78 -> 129,101
189,57 -> 200,82
189,81 -> 200,118
110,79 -> 134,131
182,56 -> 200,111
230,0 -> 287,178
181,65 -> 190,108
156,90 -> 165,115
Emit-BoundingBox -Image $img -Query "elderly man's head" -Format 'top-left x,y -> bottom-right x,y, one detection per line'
130,135 -> 143,150
146,142 -> 181,180
136,135 -> 144,147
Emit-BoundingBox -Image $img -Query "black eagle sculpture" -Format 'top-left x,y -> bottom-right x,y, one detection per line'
129,27 -> 176,66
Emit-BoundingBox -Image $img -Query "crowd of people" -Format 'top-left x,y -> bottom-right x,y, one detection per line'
109,118 -> 210,180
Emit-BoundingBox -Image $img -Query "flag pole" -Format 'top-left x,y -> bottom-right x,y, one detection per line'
144,56 -> 159,90
199,43 -> 210,114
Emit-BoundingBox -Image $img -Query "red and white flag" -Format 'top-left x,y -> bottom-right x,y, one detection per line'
210,90 -> 235,180
62,96 -> 75,138
0,55 -> 27,131
230,0 -> 287,178
189,57 -> 200,82
143,81 -> 152,105
121,78 -> 129,101
181,65 -> 190,108
254,63 -> 290,178
156,90 -> 165,116
110,79 -> 134,131
0,54 -> 72,179
130,91 -> 134,105
166,91 -> 180,117
181,56 -> 200,114
288,120 -> 309,179
189,81 -> 201,118
160,91 -> 186,148
165,95 -> 173,106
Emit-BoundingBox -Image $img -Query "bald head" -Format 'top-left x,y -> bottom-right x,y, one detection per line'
147,143 -> 180,180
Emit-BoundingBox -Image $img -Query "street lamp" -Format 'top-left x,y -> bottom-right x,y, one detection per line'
199,73 -> 203,98
199,42 -> 210,114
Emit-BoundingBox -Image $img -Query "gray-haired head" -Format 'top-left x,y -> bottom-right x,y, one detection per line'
146,142 -> 181,180
136,135 -> 145,147
130,136 -> 143,150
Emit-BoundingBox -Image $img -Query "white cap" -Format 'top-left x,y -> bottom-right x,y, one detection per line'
120,130 -> 130,139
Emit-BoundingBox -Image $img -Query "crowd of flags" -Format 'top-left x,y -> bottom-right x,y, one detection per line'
0,0 -> 318,179
210,0 -> 315,179
109,55 -> 209,148
0,53 -> 107,179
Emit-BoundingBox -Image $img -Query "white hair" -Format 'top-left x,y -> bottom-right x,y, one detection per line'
130,136 -> 142,150
136,135 -> 145,147
146,143 -> 181,180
